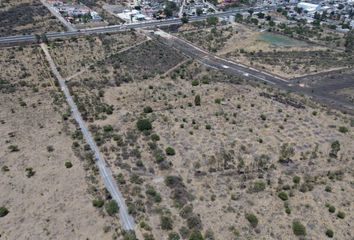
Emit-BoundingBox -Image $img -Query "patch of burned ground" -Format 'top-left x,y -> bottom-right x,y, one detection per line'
291,68 -> 354,114
65,39 -> 187,122
48,31 -> 146,78
0,0 -> 64,37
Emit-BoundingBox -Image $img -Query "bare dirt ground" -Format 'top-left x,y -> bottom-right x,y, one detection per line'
0,0 -> 64,37
0,45 -> 123,239
55,31 -> 354,239
177,23 -> 353,79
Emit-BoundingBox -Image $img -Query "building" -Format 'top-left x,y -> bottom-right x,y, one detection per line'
297,2 -> 320,13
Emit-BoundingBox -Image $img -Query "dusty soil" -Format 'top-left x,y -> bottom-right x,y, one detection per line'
0,0 -> 64,37
0,45 -> 122,239
63,35 -> 354,240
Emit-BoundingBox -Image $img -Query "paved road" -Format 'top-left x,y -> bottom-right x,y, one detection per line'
0,5 -> 282,45
153,30 -> 289,86
152,30 -> 354,114
40,44 -> 135,231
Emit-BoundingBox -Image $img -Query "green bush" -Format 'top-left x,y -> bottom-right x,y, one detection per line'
260,114 -> 267,121
245,213 -> 258,228
143,106 -> 153,113
328,205 -> 335,213
8,145 -> 19,152
166,147 -> 176,156
0,207 -> 9,217
25,167 -> 35,178
278,191 -> 288,201
188,230 -> 204,240
194,95 -> 201,106
2,166 -> 9,172
103,125 -> 113,132
205,124 -> 211,130
292,221 -> 306,236
338,126 -> 348,133
143,233 -> 155,240
168,232 -> 180,240
65,161 -> 73,168
137,119 -> 152,131
160,215 -> 173,230
92,198 -> 104,208
325,229 -> 334,238
293,176 -> 301,184
151,134 -> 160,141
337,211 -> 345,219
105,200 -> 119,216
192,80 -> 199,86
252,181 -> 266,192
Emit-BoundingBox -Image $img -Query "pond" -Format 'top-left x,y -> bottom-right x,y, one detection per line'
257,32 -> 308,47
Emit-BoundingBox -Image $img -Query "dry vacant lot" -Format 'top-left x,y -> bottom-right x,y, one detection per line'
177,23 -> 353,78
51,33 -> 354,239
0,45 -> 126,239
0,0 -> 64,37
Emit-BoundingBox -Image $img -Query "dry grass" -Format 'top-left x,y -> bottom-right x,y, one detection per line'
0,45 -> 121,240
67,54 -> 354,239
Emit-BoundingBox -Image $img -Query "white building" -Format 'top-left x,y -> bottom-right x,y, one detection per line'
297,2 -> 320,12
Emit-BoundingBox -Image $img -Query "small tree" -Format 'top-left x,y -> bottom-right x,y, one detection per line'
194,95 -> 201,106
160,215 -> 173,230
65,161 -> 73,168
188,230 -> 204,240
206,16 -> 218,26
181,16 -> 189,24
168,232 -> 180,240
325,229 -> 334,238
166,147 -> 176,156
143,106 -> 153,113
41,33 -> 48,44
292,221 -> 306,236
151,134 -> 160,141
105,200 -> 119,216
278,191 -> 288,201
329,141 -> 340,158
196,8 -> 203,16
137,119 -> 152,131
337,211 -> 345,219
245,213 -> 258,228
279,143 -> 295,162
0,207 -> 9,217
92,198 -> 104,208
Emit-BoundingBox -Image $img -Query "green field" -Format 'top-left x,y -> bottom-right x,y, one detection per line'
258,32 -> 308,47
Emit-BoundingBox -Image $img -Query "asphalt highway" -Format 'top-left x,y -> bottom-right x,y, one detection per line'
153,30 -> 289,86
0,5 -> 282,45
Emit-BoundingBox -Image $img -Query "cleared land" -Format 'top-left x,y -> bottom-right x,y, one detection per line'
0,43 -> 132,239
51,34 -> 354,239
0,0 -> 64,37
177,23 -> 354,78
